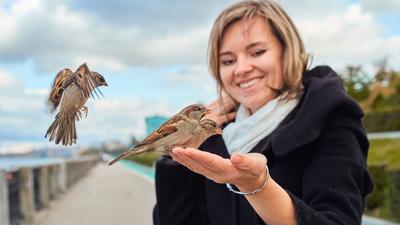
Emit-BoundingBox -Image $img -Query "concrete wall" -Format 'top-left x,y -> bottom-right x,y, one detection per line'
1,156 -> 98,225
65,156 -> 98,188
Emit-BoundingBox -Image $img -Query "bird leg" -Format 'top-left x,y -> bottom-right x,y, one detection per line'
78,106 -> 88,119
162,145 -> 174,156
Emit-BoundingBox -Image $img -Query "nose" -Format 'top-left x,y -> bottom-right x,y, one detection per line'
234,57 -> 253,77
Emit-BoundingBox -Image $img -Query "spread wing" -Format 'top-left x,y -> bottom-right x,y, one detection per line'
48,68 -> 75,112
135,115 -> 184,148
75,69 -> 100,99
90,71 -> 104,98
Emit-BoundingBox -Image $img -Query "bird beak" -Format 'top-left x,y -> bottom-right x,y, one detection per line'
203,108 -> 212,117
103,81 -> 108,87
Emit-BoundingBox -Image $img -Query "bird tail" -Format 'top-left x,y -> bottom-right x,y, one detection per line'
108,146 -> 150,166
45,112 -> 77,146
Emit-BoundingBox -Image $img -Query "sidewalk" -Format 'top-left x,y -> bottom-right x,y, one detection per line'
31,162 -> 156,225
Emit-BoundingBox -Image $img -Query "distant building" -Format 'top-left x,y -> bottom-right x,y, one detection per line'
145,115 -> 169,135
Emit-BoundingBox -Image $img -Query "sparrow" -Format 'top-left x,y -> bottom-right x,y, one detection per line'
45,63 -> 108,146
108,105 -> 220,165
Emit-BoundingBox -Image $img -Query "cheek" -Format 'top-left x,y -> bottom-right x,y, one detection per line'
261,62 -> 284,88
219,69 -> 232,89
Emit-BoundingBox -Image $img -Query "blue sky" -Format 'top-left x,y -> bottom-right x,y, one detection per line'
1,0 -> 399,153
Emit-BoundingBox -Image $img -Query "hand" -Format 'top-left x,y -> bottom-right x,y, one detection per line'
171,147 -> 268,193
203,96 -> 237,127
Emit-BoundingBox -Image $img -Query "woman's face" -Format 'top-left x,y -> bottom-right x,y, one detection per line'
219,16 -> 284,114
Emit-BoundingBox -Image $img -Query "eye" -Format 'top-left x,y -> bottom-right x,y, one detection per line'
252,49 -> 266,57
221,58 -> 235,66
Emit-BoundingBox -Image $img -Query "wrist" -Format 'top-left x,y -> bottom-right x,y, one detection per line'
238,168 -> 268,193
226,165 -> 270,195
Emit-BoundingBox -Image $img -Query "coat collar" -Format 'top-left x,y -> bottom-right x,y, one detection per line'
257,66 -> 365,157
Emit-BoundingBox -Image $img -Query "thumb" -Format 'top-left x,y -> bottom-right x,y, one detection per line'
230,153 -> 267,175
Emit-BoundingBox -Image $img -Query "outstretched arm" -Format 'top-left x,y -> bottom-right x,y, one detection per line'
170,148 -> 297,225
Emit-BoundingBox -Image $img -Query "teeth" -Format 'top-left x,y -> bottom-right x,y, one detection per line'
239,78 -> 260,88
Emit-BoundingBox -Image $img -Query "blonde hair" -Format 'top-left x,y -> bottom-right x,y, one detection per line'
208,0 -> 308,99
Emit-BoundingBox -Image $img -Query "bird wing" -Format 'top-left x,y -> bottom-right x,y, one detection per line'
48,68 -> 75,112
135,115 -> 185,148
89,71 -> 105,98
75,69 -> 100,99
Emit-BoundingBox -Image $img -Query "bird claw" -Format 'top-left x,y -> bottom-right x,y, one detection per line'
80,106 -> 88,118
76,106 -> 88,120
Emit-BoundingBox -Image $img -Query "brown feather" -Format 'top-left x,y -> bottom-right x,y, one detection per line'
48,68 -> 74,112
74,63 -> 101,99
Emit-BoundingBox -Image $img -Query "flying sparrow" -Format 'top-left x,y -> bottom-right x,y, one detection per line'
108,105 -> 220,165
45,63 -> 108,146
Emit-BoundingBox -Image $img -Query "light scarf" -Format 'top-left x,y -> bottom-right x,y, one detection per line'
222,95 -> 299,155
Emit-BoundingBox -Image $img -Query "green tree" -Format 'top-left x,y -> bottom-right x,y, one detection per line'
342,65 -> 371,102
371,93 -> 386,110
374,57 -> 398,85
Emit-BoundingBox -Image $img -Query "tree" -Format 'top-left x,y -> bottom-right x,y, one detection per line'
342,65 -> 371,102
374,56 -> 399,85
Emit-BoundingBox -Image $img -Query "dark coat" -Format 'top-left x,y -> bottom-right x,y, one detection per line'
153,66 -> 374,225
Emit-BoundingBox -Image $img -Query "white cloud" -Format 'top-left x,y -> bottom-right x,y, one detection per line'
0,90 -> 179,146
297,4 -> 400,72
0,0 -> 213,73
362,0 -> 400,13
2,0 -> 397,75
75,97 -> 177,144
165,64 -> 217,102
0,70 -> 23,91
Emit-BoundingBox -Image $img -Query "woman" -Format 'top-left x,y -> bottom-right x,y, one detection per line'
153,1 -> 373,225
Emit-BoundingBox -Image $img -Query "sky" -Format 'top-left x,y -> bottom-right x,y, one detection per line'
0,0 -> 399,153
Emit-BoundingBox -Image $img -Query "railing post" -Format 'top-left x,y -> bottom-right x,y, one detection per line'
58,162 -> 67,193
20,167 -> 35,223
39,166 -> 50,208
48,165 -> 58,199
0,170 -> 10,225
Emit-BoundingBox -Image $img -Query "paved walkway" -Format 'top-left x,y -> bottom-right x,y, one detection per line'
27,160 -> 399,225
31,162 -> 156,225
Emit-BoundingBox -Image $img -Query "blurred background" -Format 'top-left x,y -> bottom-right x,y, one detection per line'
0,0 -> 400,225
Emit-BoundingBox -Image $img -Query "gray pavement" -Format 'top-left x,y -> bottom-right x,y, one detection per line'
28,161 -> 398,225
31,162 -> 156,225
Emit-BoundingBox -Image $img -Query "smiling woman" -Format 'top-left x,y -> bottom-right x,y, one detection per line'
153,1 -> 374,225
218,16 -> 285,114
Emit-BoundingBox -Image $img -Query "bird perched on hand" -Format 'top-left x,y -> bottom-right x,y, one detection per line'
108,105 -> 221,166
45,63 -> 108,146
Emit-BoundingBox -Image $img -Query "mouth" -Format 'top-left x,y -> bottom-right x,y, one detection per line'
237,77 -> 262,89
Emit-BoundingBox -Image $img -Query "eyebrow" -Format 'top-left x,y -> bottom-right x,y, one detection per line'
219,41 -> 267,57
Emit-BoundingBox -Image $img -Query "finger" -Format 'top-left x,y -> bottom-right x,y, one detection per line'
230,153 -> 267,176
172,148 -> 223,181
220,97 -> 235,111
182,148 -> 231,172
223,111 -> 236,122
181,148 -> 238,183
172,147 -> 210,174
